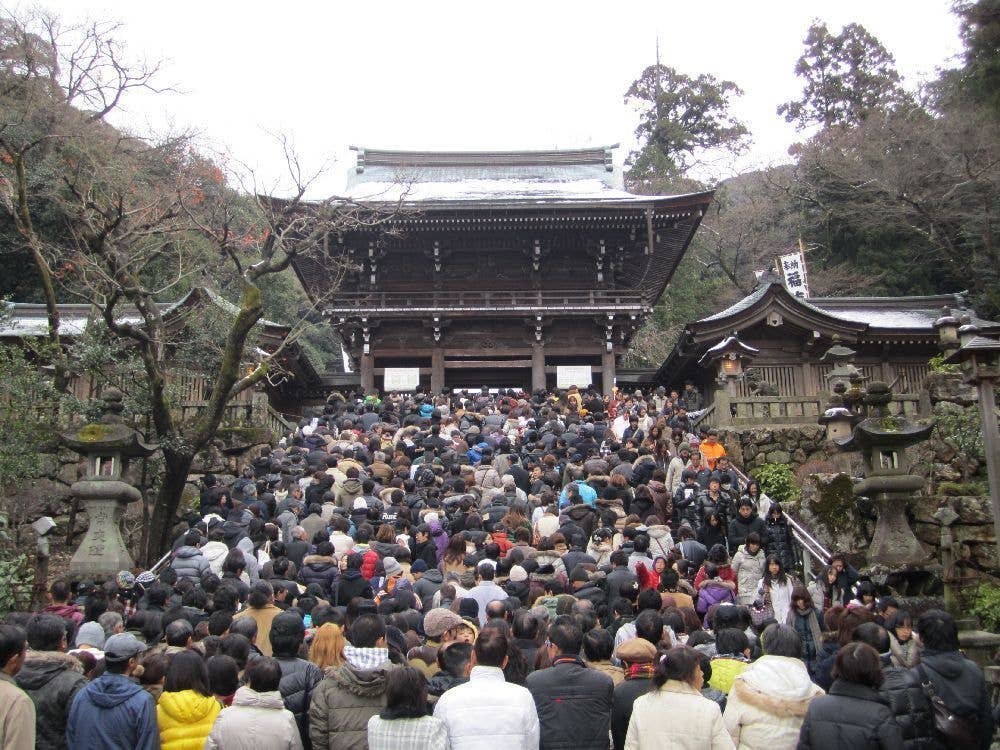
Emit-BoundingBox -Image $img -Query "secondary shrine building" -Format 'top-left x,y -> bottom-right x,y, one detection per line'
291,146 -> 712,394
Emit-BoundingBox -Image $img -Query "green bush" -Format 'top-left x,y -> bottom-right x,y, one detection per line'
754,463 -> 801,505
971,583 -> 1000,632
0,553 -> 33,616
928,354 -> 960,374
935,408 -> 985,464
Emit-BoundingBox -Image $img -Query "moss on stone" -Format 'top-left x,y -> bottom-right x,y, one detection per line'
806,472 -> 858,539
77,423 -> 112,441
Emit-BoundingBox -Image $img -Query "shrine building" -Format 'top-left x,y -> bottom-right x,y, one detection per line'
290,146 -> 713,394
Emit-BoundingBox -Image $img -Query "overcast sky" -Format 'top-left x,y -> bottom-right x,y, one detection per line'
48,1 -> 963,195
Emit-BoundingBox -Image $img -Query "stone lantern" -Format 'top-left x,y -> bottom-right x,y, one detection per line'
836,381 -> 933,567
821,340 -> 864,393
945,331 -> 1000,561
61,389 -> 155,581
699,333 -> 758,397
933,307 -> 960,356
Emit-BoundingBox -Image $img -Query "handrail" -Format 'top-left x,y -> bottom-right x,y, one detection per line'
322,288 -> 649,311
690,403 -> 715,430
729,462 -> 831,579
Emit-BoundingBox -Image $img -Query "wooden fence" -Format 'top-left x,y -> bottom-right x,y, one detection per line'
708,391 -> 927,427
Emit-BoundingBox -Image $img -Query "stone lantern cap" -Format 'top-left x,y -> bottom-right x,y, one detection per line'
944,335 -> 1000,362
820,343 -> 857,362
61,388 -> 156,458
835,418 -> 934,452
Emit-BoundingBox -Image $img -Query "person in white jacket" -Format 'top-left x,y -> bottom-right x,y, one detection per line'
722,624 -> 824,750
624,644 -> 734,750
205,657 -> 303,750
434,629 -> 539,750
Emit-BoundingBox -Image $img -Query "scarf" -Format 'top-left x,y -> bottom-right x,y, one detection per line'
625,663 -> 656,679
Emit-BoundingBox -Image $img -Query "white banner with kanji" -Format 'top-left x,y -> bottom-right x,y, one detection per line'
777,251 -> 810,298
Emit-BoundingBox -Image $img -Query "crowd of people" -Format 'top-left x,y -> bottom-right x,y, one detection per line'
0,384 -> 994,750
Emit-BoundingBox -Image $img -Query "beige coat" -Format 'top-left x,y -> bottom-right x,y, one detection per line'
205,686 -> 302,750
722,655 -> 823,750
0,672 -> 35,750
625,680 -> 735,750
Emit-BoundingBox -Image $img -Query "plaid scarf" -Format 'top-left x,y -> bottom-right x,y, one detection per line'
343,645 -> 389,670
625,663 -> 656,679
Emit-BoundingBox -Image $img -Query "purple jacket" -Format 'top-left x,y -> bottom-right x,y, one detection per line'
696,581 -> 735,621
429,520 -> 449,563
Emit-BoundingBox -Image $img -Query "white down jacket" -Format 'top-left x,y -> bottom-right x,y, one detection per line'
722,655 -> 824,750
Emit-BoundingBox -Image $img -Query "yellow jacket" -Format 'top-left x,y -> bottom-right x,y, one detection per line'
157,689 -> 221,750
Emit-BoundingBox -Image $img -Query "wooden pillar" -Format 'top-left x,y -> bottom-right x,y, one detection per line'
431,348 -> 445,394
531,345 -> 546,392
601,350 -> 616,397
360,353 -> 374,393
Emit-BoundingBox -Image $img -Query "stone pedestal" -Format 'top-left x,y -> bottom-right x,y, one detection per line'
866,491 -> 927,567
68,480 -> 141,580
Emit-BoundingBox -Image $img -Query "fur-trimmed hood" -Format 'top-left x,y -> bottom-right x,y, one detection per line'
731,655 -> 823,717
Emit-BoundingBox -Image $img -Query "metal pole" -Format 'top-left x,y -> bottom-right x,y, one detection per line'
977,378 -> 1000,561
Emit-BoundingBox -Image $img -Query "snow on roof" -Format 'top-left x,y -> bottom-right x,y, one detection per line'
343,146 -> 684,205
0,287 -> 286,339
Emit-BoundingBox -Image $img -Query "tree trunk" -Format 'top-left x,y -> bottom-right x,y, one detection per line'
145,449 -> 194,565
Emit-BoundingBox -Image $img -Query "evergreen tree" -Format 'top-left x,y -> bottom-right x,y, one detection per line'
778,21 -> 907,129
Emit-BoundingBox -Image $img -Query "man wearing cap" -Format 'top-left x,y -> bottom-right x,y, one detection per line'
610,638 -> 658,750
408,609 -> 474,678
66,633 -> 157,750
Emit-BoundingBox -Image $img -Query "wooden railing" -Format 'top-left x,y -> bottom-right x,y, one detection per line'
323,288 -> 649,312
706,391 -> 926,427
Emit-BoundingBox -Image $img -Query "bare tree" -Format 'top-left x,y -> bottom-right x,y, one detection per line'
0,9 -> 398,560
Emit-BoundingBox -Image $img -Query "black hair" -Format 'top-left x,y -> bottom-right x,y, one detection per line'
245,655 -> 282,692
761,623 -> 802,658
207,654 -> 240,696
715,628 -> 749,657
853,622 -> 890,654
220,633 -> 251,669
547,615 -> 583,655
379,665 -> 429,720
207,610 -> 233,637
26,613 -> 67,652
270,614 -> 306,658
248,581 -> 274,609
653,645 -> 700,688
833,641 -> 884,688
885,609 -> 913,633
349,614 -> 386,648
165,618 -> 194,647
0,625 -> 26,669
164,649 -> 211,696
228,617 -> 258,642
582,628 -> 614,661
437,641 -> 473,677
474,627 -> 509,668
635,610 -> 665,645
512,611 -> 539,640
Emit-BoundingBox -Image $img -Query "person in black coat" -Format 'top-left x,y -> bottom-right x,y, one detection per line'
798,641 -> 903,749
610,637 -> 657,750
727,499 -> 768,551
912,609 -> 995,750
269,613 -> 323,750
526,616 -> 614,750
410,524 -> 440,569
296,542 -> 340,599
765,502 -> 798,572
330,552 -> 373,607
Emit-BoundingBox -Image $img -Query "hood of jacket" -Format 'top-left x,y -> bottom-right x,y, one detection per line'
646,524 -> 672,541
428,520 -> 446,537
340,568 -> 362,583
173,545 -> 204,560
921,648 -> 968,679
201,541 -> 229,562
302,555 -> 338,571
42,603 -> 80,620
17,649 -> 83,689
231,685 -> 285,709
419,568 -> 444,584
341,478 -> 363,495
83,672 -> 145,708
159,688 -> 220,723
734,655 -> 822,717
647,480 -> 668,496
331,664 -> 390,697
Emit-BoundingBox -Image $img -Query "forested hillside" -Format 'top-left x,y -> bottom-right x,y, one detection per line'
623,2 -> 1000,366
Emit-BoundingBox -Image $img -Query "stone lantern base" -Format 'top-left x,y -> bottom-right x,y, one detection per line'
68,481 -> 139,582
